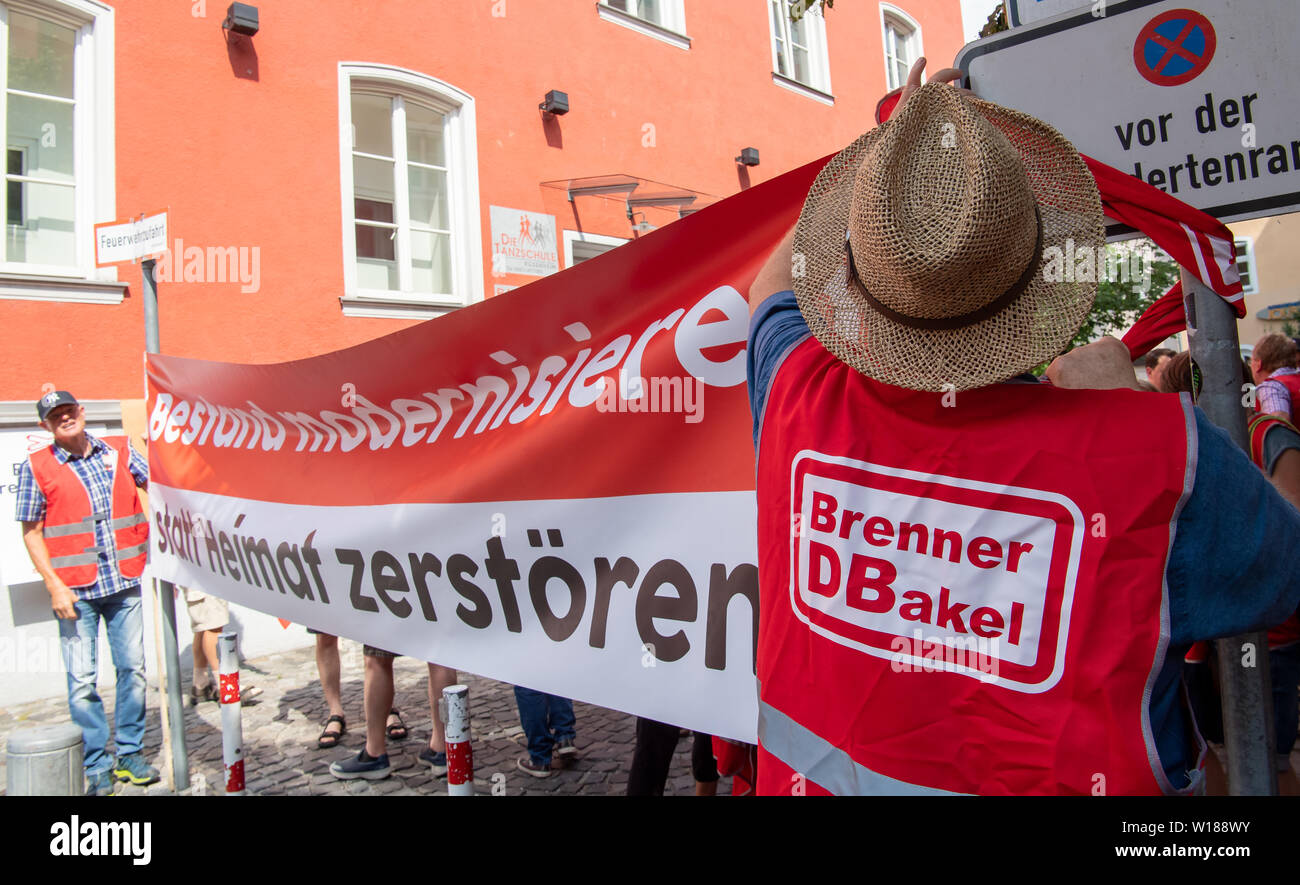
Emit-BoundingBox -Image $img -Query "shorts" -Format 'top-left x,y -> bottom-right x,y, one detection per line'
183,587 -> 229,633
305,629 -> 397,659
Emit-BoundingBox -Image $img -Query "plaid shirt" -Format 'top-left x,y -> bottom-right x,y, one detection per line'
15,433 -> 149,601
1257,367 -> 1300,418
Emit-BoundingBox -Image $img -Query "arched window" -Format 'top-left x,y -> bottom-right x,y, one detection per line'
881,5 -> 923,91
337,64 -> 484,318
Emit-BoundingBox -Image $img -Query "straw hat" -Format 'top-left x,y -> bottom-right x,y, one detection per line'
792,83 -> 1103,392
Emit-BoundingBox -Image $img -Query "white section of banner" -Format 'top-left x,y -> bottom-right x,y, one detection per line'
148,484 -> 760,742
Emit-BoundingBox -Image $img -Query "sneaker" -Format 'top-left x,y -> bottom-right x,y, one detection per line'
554,737 -> 578,757
85,769 -> 115,796
418,746 -> 448,777
113,753 -> 160,786
516,755 -> 552,779
330,749 -> 391,781
236,683 -> 263,704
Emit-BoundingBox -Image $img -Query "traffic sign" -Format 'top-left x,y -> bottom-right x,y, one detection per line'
957,0 -> 1300,225
94,210 -> 168,265
1006,0 -> 1092,28
1133,8 -> 1215,86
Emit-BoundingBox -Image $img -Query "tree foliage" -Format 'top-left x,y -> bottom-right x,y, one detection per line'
788,0 -> 832,21
979,3 -> 1009,38
1069,240 -> 1179,351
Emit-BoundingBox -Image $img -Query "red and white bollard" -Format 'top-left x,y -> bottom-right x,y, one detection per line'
442,684 -> 473,796
217,632 -> 246,796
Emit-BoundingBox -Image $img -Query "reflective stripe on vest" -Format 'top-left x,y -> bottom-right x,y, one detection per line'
755,337 -> 1194,795
1245,413 -> 1300,649
758,695 -> 964,795
29,436 -> 148,588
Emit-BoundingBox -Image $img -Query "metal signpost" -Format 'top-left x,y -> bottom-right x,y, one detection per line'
956,0 -> 1299,794
94,210 -> 189,793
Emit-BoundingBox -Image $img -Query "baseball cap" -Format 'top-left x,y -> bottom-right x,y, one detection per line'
36,390 -> 79,421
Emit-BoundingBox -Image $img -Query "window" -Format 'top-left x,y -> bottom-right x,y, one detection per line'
563,230 -> 628,268
598,0 -> 689,49
338,64 -> 483,318
881,6 -> 922,92
768,1 -> 831,101
1235,238 -> 1257,295
0,1 -> 121,304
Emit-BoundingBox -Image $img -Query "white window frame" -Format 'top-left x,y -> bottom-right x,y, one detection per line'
597,1 -> 690,51
880,4 -> 923,92
767,1 -> 832,103
562,230 -> 629,269
337,63 -> 484,319
0,0 -> 122,305
1234,237 -> 1258,296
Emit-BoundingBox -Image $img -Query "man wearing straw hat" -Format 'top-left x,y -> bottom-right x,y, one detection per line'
745,62 -> 1300,795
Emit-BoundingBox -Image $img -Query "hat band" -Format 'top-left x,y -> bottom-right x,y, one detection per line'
846,206 -> 1044,332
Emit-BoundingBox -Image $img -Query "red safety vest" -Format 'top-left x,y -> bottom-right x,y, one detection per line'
756,338 -> 1195,795
1246,413 -> 1300,649
28,435 -> 149,589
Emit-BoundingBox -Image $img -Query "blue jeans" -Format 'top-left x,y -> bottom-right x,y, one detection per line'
57,587 -> 148,774
513,687 -> 576,765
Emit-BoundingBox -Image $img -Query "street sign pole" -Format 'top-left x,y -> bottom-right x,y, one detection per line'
1182,268 -> 1277,795
142,254 -> 189,793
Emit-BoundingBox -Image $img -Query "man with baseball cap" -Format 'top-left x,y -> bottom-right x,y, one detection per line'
16,390 -> 158,795
746,63 -> 1300,794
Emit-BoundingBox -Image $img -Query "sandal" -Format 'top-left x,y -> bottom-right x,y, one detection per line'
317,714 -> 346,749
386,708 -> 408,741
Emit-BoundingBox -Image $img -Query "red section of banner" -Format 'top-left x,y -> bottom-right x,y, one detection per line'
146,160 -> 825,506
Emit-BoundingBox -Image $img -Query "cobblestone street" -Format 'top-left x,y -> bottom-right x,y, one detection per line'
0,639 -> 728,797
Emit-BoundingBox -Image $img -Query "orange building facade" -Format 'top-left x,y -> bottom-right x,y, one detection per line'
0,0 -> 966,409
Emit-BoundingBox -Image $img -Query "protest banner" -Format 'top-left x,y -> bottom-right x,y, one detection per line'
145,160 -> 824,743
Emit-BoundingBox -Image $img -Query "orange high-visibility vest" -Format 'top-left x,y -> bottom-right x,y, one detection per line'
28,436 -> 149,588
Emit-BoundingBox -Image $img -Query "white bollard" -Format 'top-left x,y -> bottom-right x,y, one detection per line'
217,632 -> 246,796
443,684 -> 473,796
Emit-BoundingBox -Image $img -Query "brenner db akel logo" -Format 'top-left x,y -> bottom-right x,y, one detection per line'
790,453 -> 1082,691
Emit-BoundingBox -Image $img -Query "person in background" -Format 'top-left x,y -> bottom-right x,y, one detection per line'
16,391 -> 158,795
512,686 -> 577,779
182,586 -> 261,706
1251,333 -> 1300,420
626,719 -> 720,795
1144,347 -> 1176,390
1156,349 -> 1298,793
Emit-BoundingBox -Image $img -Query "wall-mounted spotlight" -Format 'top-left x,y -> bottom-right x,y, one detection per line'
222,2 -> 259,36
735,147 -> 760,167
539,90 -> 570,115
